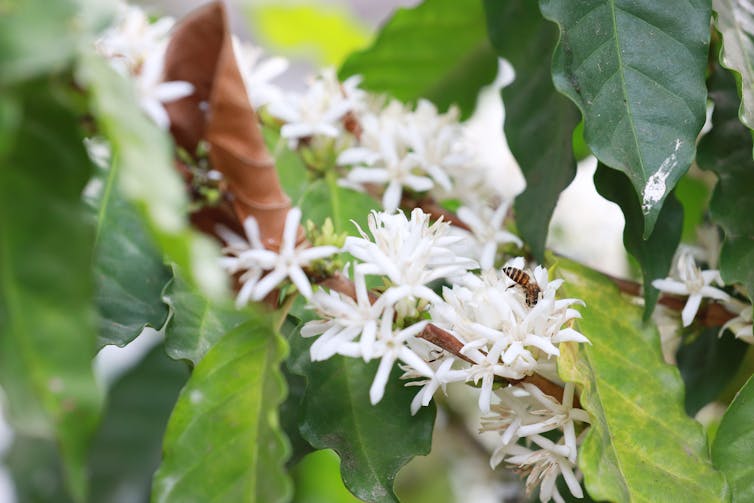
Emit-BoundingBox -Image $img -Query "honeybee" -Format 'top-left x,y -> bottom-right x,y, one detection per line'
503,266 -> 541,307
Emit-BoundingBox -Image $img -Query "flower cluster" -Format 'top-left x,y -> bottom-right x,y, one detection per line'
299,208 -> 591,501
97,6 -> 591,500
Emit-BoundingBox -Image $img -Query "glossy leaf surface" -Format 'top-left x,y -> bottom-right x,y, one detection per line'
162,272 -> 250,365
713,0 -> 754,129
0,86 -> 102,501
88,345 -> 189,502
557,258 -> 730,503
88,166 -> 172,348
540,0 -> 711,235
484,0 -> 580,262
593,164 -> 682,318
290,333 -> 435,503
677,327 -> 748,416
339,0 -> 498,119
712,375 -> 754,503
153,320 -> 291,503
698,67 -> 754,301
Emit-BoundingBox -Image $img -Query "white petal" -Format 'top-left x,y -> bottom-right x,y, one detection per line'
235,276 -> 258,307
651,279 -> 689,295
243,216 -> 264,249
699,285 -> 730,301
369,353 -> 396,404
300,320 -> 331,338
298,246 -> 339,263
403,174 -> 434,192
478,374 -> 493,414
552,327 -> 590,344
154,81 -> 194,103
346,167 -> 390,184
338,147 -> 380,166
280,122 -> 315,139
141,99 -> 169,129
682,294 -> 703,327
398,346 -> 434,378
252,268 -> 288,300
559,459 -> 583,498
288,265 -> 312,298
382,180 -> 403,212
282,207 -> 302,249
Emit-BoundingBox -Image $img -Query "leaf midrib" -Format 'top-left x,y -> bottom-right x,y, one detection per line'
342,358 -> 387,496
608,0 -> 646,183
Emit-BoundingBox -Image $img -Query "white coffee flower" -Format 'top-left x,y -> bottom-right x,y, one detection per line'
345,209 -> 477,312
427,260 -> 588,415
456,200 -> 522,269
368,309 -> 433,405
504,436 -> 583,503
339,104 -> 434,212
219,208 -> 338,303
232,38 -> 288,109
518,383 -> 589,462
96,2 -> 174,74
217,216 -> 266,308
481,386 -> 543,466
302,270 -> 385,361
268,68 -> 364,146
402,356 -> 467,415
652,250 -> 730,326
135,46 -> 194,129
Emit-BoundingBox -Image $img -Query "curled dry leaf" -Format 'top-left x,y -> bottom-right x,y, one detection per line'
163,1 -> 293,248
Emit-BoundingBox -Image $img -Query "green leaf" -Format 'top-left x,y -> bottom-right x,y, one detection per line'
593,164 -> 683,318
291,333 -> 435,503
264,126 -> 311,206
291,450 -> 362,503
0,0 -> 79,86
87,164 -> 172,349
484,0 -> 580,262
539,0 -> 711,236
88,345 -> 189,502
677,327 -> 748,416
712,374 -> 754,502
5,435 -> 73,503
162,271 -> 250,366
0,84 -> 103,502
675,175 -> 712,243
712,0 -> 754,130
556,258 -> 730,503
300,175 -> 380,235
698,66 -> 754,300
280,316 -> 314,466
78,52 -> 226,300
339,0 -> 498,119
152,319 -> 291,503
